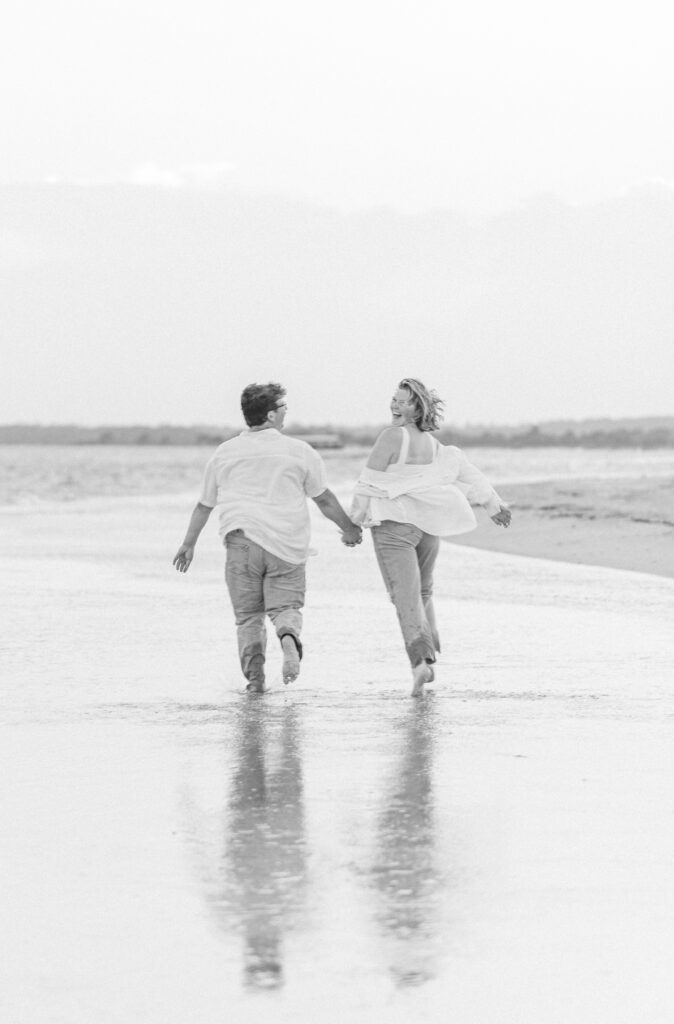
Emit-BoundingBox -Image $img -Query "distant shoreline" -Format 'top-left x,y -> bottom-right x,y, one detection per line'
2,420 -> 674,449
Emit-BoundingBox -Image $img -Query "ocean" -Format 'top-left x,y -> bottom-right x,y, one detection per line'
2,443 -> 674,507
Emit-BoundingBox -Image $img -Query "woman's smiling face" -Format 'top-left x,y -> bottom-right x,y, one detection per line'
390,387 -> 416,426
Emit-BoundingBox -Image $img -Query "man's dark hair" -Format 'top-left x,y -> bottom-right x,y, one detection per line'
240,382 -> 286,427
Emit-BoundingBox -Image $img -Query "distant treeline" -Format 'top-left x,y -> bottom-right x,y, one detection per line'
0,424 -> 237,446
1,420 -> 674,448
437,424 -> 674,449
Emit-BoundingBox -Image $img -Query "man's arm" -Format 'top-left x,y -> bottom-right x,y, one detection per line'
312,489 -> 362,546
173,502 -> 213,572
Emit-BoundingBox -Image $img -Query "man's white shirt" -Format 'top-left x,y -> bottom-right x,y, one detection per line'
199,429 -> 328,564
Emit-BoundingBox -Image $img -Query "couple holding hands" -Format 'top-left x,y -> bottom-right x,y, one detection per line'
173,378 -> 511,697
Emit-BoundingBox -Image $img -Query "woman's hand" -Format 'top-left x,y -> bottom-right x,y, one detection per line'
341,523 -> 363,547
491,505 -> 512,528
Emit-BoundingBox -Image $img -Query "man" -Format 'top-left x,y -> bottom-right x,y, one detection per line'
173,382 -> 362,692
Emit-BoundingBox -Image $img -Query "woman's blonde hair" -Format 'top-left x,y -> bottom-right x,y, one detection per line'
398,378 -> 444,431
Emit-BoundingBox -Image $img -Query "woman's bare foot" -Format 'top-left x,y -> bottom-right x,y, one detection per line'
411,662 -> 433,697
281,635 -> 301,684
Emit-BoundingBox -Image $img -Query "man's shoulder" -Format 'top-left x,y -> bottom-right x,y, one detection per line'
210,432 -> 247,455
211,430 -> 323,465
284,434 -> 317,451
279,434 -> 324,459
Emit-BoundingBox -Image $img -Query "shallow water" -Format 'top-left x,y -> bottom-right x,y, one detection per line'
2,442 -> 674,505
2,497 -> 674,1022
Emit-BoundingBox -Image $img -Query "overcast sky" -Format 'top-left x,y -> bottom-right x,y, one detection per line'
4,0 -> 673,211
3,0 -> 673,426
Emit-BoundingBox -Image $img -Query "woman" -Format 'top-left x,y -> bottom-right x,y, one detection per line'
350,378 -> 511,696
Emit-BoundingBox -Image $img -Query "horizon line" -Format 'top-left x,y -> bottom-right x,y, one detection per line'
2,415 -> 673,431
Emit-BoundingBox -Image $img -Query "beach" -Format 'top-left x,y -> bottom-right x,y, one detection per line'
454,473 -> 674,578
2,452 -> 674,1023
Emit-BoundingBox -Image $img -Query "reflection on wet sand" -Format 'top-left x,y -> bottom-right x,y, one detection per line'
196,702 -> 307,989
371,700 -> 443,987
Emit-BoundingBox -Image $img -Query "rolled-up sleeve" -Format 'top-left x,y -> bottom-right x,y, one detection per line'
303,448 -> 329,498
198,457 -> 218,508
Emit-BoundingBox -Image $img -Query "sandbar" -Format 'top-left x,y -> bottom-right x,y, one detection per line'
452,474 -> 674,578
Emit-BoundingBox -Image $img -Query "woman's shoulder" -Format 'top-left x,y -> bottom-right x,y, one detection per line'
373,426 -> 404,450
366,426 -> 404,471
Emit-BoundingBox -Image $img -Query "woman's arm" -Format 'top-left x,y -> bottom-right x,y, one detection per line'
490,505 -> 512,528
365,427 -> 402,471
349,428 -> 402,525
453,448 -> 510,523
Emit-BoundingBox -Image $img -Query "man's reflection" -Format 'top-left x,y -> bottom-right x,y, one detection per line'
204,702 -> 307,989
371,700 -> 442,987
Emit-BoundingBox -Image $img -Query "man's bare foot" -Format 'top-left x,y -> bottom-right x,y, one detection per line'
281,636 -> 301,684
411,662 -> 433,697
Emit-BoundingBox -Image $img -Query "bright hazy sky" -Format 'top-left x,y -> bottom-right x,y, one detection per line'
3,0 -> 674,427
3,0 -> 673,212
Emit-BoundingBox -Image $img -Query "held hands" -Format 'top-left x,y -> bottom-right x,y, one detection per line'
173,544 -> 195,572
491,505 -> 512,528
341,523 -> 363,548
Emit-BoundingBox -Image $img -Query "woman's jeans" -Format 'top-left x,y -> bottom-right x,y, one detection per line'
224,530 -> 305,685
371,521 -> 441,667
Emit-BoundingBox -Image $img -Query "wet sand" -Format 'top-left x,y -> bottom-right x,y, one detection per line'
453,474 -> 674,578
2,494 -> 674,1023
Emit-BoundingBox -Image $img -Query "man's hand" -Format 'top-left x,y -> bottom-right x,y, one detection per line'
341,523 -> 363,548
172,503 -> 213,573
491,505 -> 512,528
312,489 -> 363,546
173,544 -> 195,572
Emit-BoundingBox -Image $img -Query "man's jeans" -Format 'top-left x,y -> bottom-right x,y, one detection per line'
224,530 -> 305,684
371,521 -> 440,668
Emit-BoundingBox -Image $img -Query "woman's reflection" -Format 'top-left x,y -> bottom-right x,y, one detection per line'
371,699 -> 443,987
202,702 -> 307,989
